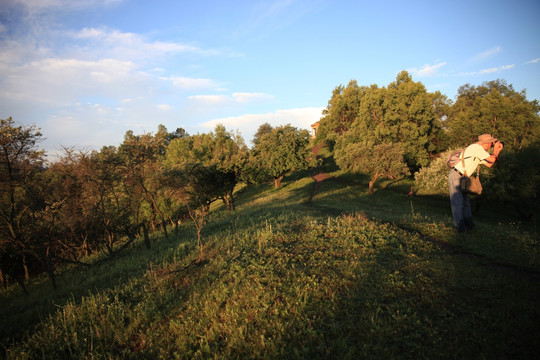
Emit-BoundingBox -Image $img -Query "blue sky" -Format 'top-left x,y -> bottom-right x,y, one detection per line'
1,0 -> 539,157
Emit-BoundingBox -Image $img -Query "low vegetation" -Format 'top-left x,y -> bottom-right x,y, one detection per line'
1,167 -> 538,359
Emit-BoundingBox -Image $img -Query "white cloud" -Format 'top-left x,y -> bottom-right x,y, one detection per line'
188,92 -> 275,107
163,76 -> 220,90
200,106 -> 324,143
0,57 -> 147,105
188,95 -> 231,106
470,46 -> 502,62
479,64 -> 515,74
408,62 -> 447,77
232,92 -> 274,103
157,104 -> 172,111
524,58 -> 539,64
9,0 -> 123,13
71,27 -> 207,60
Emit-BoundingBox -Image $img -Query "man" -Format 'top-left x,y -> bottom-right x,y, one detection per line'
449,134 -> 503,232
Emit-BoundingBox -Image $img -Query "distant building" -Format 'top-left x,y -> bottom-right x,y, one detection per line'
311,121 -> 319,138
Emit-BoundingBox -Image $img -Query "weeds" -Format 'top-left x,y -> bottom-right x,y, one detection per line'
1,172 -> 539,359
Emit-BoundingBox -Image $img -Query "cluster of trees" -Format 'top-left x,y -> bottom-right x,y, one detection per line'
318,71 -> 539,196
2,70 -> 539,293
0,119 -> 314,293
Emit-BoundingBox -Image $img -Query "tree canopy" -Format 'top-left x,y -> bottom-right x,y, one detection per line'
319,71 -> 448,171
250,124 -> 315,188
446,80 -> 540,150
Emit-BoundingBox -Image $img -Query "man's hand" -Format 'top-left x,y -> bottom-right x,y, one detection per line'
493,141 -> 503,157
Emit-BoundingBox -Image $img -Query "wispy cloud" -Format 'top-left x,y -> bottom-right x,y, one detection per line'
469,46 -> 502,63
459,64 -> 515,77
524,58 -> 539,64
408,62 -> 447,77
233,0 -> 325,40
69,27 -> 219,61
162,76 -> 220,90
157,104 -> 173,111
188,92 -> 275,106
479,64 -> 515,74
9,0 -> 123,13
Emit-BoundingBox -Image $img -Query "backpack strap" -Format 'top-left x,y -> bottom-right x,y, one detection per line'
460,147 -> 478,178
460,150 -> 469,177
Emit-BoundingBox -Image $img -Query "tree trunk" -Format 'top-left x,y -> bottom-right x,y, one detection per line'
142,222 -> 151,249
0,269 -> 6,290
368,172 -> 381,194
274,175 -> 284,188
161,219 -> 168,239
44,247 -> 57,290
23,255 -> 30,282
223,194 -> 235,211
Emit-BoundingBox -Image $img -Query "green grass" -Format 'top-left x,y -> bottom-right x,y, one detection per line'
1,170 -> 539,359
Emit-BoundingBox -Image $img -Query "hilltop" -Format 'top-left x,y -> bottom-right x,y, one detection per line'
1,168 -> 539,359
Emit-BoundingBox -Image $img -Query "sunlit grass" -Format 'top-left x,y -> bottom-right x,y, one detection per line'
2,170 -> 539,359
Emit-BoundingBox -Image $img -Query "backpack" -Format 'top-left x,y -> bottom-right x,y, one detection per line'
446,148 -> 466,168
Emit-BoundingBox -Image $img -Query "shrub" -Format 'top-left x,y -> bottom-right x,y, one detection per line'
413,149 -> 456,194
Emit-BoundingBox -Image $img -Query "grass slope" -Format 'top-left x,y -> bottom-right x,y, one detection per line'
1,169 -> 539,359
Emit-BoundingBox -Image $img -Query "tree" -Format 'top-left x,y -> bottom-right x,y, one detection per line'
250,124 -> 315,188
177,163 -> 225,259
252,122 -> 273,146
165,125 -> 247,210
0,117 -> 45,292
359,71 -> 446,169
335,140 -> 409,194
446,80 -> 540,150
317,80 -> 367,147
320,72 -> 448,171
118,128 -> 170,240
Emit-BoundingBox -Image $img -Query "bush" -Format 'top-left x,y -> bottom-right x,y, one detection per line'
414,149 -> 456,194
483,142 -> 540,220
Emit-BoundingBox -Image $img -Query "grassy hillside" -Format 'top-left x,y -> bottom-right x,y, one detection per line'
1,168 -> 539,359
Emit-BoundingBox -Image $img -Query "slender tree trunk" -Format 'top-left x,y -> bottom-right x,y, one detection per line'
0,269 -> 6,290
274,175 -> 284,188
142,222 -> 151,249
22,255 -> 30,282
368,172 -> 381,194
222,194 -> 235,211
161,219 -> 168,239
44,246 -> 57,290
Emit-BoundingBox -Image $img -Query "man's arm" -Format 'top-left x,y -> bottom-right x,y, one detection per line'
483,142 -> 503,168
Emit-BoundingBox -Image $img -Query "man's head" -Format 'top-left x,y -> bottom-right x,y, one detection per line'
477,134 -> 497,150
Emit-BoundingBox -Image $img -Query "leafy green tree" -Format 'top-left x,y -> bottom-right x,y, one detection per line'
358,71 -> 446,169
335,140 -> 409,194
250,124 -> 315,188
172,163 -> 226,259
119,128 -> 170,240
320,72 -> 447,171
446,80 -> 540,150
165,125 -> 247,210
317,80 -> 367,147
252,122 -> 273,146
75,147 -> 138,257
